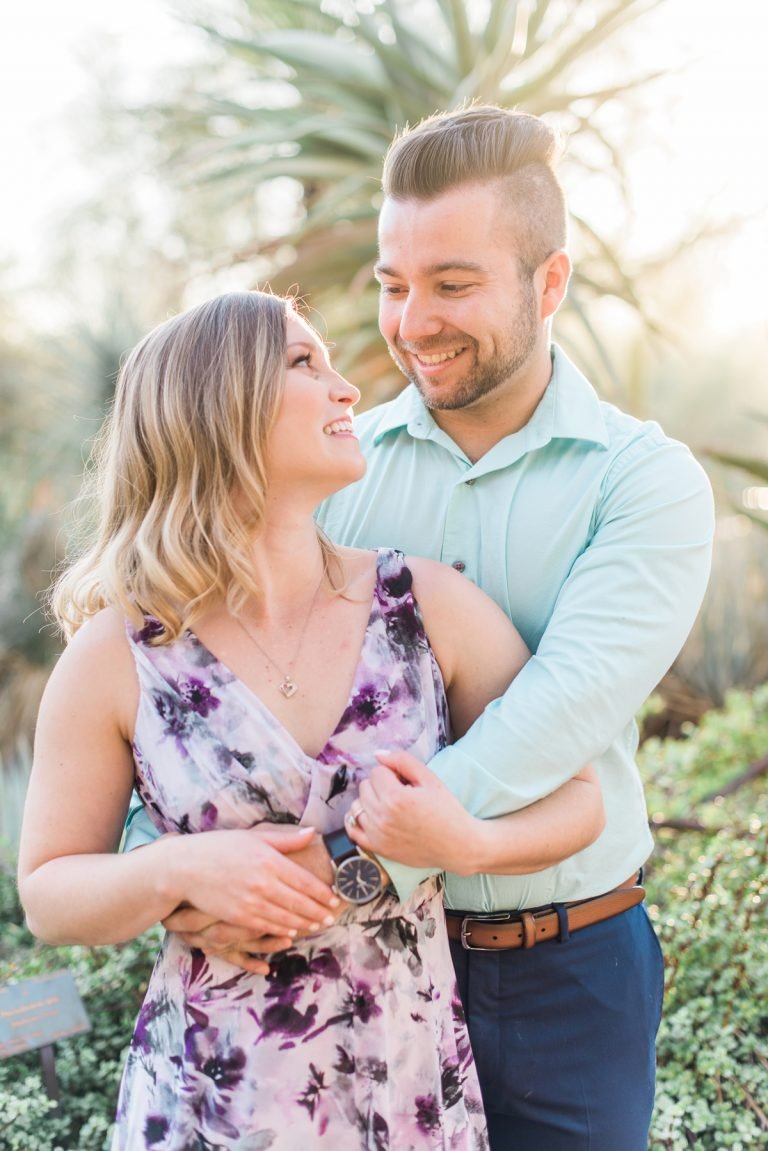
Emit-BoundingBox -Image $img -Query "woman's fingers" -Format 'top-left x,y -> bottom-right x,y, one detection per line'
171,827 -> 339,935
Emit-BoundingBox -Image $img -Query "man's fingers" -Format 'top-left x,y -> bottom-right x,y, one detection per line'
219,950 -> 272,976
162,906 -> 218,934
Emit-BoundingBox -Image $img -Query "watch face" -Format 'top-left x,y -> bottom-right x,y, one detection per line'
335,855 -> 383,904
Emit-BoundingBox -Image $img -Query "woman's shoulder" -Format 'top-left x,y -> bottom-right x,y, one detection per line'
54,606 -> 136,683
66,605 -> 130,652
41,606 -> 139,739
405,554 -> 522,649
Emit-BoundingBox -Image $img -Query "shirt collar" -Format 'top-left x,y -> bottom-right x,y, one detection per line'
370,344 -> 609,452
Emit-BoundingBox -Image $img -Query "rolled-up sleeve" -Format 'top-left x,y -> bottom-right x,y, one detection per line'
384,434 -> 714,900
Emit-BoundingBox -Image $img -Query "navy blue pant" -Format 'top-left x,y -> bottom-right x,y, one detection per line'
449,904 -> 664,1150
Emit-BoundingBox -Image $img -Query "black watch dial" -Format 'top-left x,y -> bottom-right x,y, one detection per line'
334,855 -> 383,904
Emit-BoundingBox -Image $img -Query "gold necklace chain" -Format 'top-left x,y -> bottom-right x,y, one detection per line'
233,571 -> 326,699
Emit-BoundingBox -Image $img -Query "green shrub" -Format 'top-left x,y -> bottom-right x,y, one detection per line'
643,687 -> 768,1150
0,869 -> 161,1151
1,688 -> 766,1149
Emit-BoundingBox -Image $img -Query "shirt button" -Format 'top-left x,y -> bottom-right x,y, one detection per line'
466,478 -> 476,485
452,561 -> 466,573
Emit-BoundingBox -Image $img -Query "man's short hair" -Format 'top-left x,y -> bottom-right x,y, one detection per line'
381,104 -> 567,273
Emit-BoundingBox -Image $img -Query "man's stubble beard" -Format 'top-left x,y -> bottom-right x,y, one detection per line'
389,281 -> 539,412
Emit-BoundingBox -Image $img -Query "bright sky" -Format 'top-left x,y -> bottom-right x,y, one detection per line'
1,0 -> 767,336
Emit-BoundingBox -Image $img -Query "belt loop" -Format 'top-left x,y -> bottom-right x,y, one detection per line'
555,903 -> 570,943
521,911 -> 537,949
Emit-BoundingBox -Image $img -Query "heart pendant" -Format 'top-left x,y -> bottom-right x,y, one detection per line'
279,678 -> 298,699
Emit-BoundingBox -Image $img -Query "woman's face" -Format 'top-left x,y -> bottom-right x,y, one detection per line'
266,313 -> 366,504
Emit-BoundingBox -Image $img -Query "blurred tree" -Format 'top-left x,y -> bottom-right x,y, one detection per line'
150,0 -> 665,401
0,221 -> 188,761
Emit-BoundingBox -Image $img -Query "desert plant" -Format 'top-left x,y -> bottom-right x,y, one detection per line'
148,0 -> 667,398
707,414 -> 768,533
664,519 -> 768,710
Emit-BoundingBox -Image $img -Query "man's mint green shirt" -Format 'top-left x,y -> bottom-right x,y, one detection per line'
316,346 -> 714,910
124,346 -> 714,912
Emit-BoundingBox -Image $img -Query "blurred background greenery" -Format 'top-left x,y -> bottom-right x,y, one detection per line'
1,2 -> 766,1147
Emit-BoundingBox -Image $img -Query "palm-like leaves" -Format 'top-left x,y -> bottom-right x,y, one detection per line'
707,415 -> 768,529
163,0 -> 663,396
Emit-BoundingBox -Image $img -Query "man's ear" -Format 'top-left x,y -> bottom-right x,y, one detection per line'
538,250 -> 571,320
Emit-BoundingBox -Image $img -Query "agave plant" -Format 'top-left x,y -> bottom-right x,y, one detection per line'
706,440 -> 768,530
157,0 -> 664,398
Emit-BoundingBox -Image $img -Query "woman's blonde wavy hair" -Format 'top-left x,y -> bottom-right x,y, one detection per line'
53,289 -> 334,643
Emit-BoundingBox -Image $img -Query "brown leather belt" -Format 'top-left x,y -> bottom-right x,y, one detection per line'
445,875 -> 645,951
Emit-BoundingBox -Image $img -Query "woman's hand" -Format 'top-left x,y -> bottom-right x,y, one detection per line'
349,753 -> 605,877
161,824 -> 340,938
161,825 -> 344,973
349,751 -> 479,873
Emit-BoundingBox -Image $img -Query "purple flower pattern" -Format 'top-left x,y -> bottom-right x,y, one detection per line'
112,550 -> 487,1150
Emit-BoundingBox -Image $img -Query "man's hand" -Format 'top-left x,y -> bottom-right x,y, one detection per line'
162,905 -> 296,975
349,750 -> 477,872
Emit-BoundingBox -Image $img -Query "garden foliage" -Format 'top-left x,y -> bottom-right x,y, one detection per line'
0,688 -> 766,1150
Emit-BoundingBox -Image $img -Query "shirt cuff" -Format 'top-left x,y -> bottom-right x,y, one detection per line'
378,855 -> 441,903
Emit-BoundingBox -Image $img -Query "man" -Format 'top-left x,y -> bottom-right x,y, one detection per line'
128,106 -> 714,1149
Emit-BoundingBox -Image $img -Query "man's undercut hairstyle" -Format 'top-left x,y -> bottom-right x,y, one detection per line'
382,104 -> 567,273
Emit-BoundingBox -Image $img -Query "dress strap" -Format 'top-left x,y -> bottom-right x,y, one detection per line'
373,548 -> 428,653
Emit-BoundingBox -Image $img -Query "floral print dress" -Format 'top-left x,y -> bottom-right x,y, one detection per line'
112,549 -> 488,1151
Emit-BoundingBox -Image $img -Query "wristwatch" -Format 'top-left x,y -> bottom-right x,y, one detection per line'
322,828 -> 386,905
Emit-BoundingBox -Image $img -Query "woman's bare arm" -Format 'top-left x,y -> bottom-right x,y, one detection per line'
17,610 -> 338,949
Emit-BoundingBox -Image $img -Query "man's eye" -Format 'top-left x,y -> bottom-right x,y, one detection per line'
442,283 -> 469,293
379,284 -> 406,296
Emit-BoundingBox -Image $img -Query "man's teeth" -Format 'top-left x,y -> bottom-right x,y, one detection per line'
416,349 -> 461,365
323,421 -> 353,435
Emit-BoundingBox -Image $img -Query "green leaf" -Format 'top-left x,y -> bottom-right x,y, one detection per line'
706,452 -> 768,483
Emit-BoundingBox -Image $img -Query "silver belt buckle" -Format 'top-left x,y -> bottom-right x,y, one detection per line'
460,911 -> 512,951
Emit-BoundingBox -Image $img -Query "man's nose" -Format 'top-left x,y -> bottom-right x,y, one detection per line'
397,291 -> 443,344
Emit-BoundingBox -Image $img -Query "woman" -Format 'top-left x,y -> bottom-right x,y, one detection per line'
18,291 -> 603,1150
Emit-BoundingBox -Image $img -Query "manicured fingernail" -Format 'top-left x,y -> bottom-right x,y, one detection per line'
287,929 -> 297,937
329,896 -> 340,908
309,922 -> 320,932
323,914 -> 335,926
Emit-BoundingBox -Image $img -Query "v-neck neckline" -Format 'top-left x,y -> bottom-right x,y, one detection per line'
184,550 -> 386,763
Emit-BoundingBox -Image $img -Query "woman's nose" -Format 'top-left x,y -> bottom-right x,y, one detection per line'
332,372 -> 360,406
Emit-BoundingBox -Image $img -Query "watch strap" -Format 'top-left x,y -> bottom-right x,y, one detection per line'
323,828 -> 358,864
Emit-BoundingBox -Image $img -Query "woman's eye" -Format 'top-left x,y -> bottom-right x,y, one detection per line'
292,352 -> 312,368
